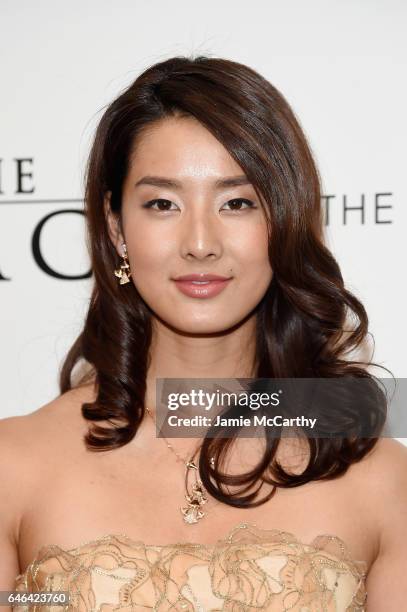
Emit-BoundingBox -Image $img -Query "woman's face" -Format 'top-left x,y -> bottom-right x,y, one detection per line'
106,115 -> 273,334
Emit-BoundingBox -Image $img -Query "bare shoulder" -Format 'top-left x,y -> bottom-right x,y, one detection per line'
0,384 -> 96,587
357,437 -> 407,484
358,439 -> 407,607
0,382 -> 97,511
371,437 -> 407,512
22,382 -> 94,435
351,437 -> 407,506
0,382 -> 97,474
355,438 -> 407,545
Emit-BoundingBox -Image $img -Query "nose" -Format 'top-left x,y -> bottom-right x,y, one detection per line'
179,207 -> 223,261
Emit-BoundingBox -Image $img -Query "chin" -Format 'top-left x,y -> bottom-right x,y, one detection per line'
169,314 -> 245,335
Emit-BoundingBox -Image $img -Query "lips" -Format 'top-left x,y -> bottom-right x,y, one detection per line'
172,273 -> 233,299
173,273 -> 232,281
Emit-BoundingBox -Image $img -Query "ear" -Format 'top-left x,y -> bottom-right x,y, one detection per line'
104,191 -> 124,256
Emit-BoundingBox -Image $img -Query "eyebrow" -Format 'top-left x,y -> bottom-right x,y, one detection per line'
134,175 -> 251,190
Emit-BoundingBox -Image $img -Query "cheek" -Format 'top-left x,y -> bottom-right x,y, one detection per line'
231,224 -> 271,274
124,216 -> 272,303
127,225 -> 173,271
234,230 -> 272,301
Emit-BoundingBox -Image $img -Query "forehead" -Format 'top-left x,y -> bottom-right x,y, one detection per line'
127,115 -> 245,182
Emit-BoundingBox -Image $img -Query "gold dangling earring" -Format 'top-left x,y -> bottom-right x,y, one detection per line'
114,243 -> 132,285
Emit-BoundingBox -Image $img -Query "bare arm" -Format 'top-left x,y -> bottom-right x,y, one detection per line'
0,416 -> 27,611
365,439 -> 407,610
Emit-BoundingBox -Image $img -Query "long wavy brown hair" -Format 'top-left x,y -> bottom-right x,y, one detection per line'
60,55 -> 388,509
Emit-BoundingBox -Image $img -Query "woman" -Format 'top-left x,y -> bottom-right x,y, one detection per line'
1,55 -> 406,610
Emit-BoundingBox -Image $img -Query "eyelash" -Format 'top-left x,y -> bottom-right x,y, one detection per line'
141,198 -> 257,212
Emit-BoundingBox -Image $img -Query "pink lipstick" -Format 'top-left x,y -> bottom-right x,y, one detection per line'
172,273 -> 232,299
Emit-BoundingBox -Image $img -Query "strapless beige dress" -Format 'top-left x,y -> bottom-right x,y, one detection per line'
13,522 -> 367,611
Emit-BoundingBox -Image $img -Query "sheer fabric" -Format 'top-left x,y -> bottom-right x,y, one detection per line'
14,522 -> 367,611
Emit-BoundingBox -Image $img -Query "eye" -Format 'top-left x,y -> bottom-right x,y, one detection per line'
142,198 -> 178,212
141,197 -> 257,213
221,198 -> 256,212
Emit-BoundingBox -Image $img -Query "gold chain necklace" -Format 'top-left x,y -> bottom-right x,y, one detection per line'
145,405 -> 214,524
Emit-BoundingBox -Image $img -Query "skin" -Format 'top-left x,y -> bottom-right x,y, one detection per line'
0,114 -> 406,611
106,114 -> 273,455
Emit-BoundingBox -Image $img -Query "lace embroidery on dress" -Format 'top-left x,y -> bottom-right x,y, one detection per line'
14,522 -> 368,611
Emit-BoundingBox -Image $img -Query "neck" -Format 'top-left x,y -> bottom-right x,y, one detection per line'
144,313 -> 257,413
138,315 -> 257,463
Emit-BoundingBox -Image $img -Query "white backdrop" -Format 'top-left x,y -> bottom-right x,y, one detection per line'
1,1 -> 406,446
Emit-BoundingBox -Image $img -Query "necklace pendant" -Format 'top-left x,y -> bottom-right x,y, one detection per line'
181,480 -> 208,524
181,504 -> 205,524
